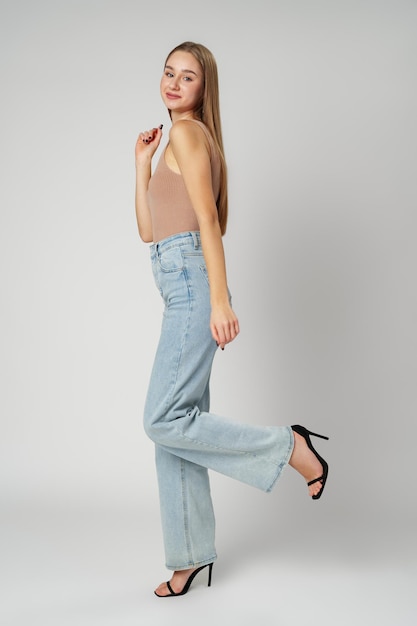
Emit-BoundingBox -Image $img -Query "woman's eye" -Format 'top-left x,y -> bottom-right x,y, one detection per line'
165,72 -> 174,78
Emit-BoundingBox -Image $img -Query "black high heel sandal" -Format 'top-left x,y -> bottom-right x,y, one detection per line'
292,424 -> 329,500
154,562 -> 213,597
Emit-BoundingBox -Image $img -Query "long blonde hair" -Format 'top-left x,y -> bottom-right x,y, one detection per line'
165,42 -> 228,235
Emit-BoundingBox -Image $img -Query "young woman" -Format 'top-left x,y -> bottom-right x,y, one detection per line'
135,41 -> 329,598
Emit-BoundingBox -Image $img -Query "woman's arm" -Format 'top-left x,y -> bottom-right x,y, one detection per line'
135,126 -> 163,242
169,121 -> 240,348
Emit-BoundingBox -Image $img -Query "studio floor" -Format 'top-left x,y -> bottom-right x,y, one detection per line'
2,498 -> 415,626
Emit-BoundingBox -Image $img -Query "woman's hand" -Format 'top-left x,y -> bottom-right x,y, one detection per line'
210,303 -> 240,350
135,125 -> 163,163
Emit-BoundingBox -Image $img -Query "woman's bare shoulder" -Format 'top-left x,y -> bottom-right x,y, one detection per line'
169,119 -> 209,150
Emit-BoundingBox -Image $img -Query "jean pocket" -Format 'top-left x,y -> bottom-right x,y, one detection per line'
158,246 -> 184,272
199,263 -> 210,286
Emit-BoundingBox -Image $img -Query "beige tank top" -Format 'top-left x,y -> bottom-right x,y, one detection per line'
147,120 -> 221,242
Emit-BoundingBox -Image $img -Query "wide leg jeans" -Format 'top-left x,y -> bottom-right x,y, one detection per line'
144,232 -> 294,570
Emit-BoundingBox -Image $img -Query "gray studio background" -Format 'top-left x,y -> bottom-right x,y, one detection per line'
1,1 -> 416,625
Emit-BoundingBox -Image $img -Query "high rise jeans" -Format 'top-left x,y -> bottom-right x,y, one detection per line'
144,231 -> 294,570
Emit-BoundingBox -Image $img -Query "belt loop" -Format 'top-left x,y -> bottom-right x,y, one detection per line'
191,231 -> 198,249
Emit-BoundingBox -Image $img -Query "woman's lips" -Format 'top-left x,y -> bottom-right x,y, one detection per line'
166,92 -> 180,99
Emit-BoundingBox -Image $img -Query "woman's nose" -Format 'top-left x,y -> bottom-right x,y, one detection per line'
169,76 -> 180,90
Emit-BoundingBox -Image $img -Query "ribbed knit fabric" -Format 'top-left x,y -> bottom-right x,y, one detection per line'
147,120 -> 221,243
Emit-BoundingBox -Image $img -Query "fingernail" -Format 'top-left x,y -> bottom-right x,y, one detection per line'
159,124 -> 163,129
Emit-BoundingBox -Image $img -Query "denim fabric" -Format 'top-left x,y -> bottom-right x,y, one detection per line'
144,231 -> 294,570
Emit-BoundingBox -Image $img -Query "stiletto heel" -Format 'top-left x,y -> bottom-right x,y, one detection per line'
292,424 -> 329,500
154,562 -> 214,597
208,562 -> 213,587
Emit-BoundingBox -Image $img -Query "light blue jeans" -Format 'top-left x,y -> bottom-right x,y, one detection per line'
144,231 -> 294,571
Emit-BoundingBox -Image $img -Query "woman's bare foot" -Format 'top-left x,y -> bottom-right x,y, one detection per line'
154,568 -> 197,597
289,430 -> 325,497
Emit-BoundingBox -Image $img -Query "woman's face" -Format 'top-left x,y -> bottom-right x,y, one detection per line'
160,50 -> 204,118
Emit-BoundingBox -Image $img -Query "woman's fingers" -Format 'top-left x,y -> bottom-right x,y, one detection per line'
140,127 -> 157,144
135,125 -> 163,158
210,316 -> 240,350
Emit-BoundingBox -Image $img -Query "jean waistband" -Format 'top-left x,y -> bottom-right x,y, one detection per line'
150,231 -> 201,256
